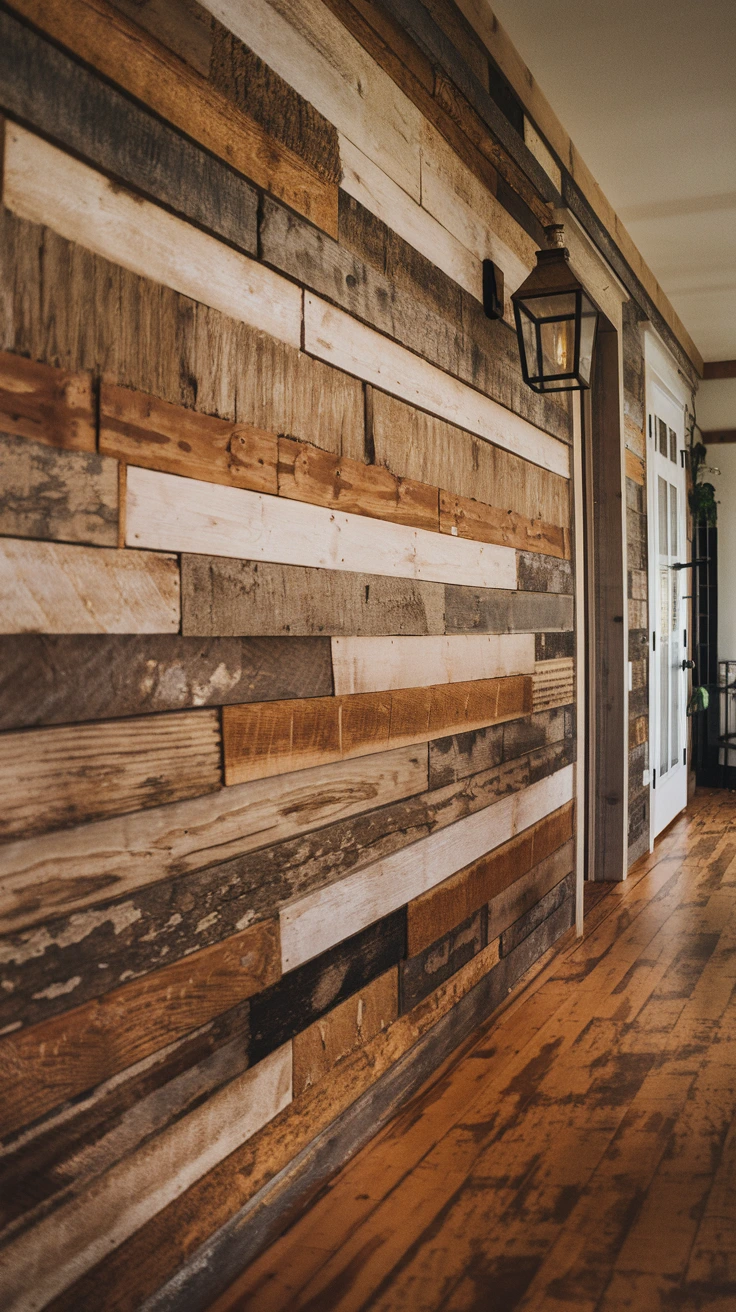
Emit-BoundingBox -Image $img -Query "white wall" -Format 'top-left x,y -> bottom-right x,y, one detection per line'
699,379 -> 736,657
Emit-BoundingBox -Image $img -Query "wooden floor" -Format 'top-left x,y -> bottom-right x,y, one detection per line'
212,789 -> 736,1312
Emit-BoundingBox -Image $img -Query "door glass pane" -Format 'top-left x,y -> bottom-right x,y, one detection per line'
658,476 -> 668,555
670,483 -> 678,559
658,417 -> 668,456
670,427 -> 677,463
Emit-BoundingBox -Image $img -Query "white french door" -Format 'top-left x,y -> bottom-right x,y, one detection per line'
648,376 -> 688,838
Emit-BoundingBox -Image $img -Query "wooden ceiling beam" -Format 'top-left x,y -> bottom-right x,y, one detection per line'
703,360 -> 736,380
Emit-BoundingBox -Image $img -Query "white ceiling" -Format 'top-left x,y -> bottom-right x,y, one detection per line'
485,0 -> 736,362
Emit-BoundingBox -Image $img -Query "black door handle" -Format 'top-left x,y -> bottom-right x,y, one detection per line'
682,659 -> 695,671
671,559 -> 710,570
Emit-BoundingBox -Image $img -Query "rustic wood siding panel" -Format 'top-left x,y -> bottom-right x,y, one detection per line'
487,838 -> 575,942
0,539 -> 180,634
0,746 -> 428,934
0,634 -> 333,730
4,125 -> 303,351
0,435 -> 119,547
0,919 -> 281,1139
222,676 -> 532,784
280,764 -> 574,968
444,586 -> 573,635
532,658 -> 576,712
428,706 -> 569,789
0,350 -> 95,453
330,633 -> 534,694
127,467 -> 517,589
277,437 -> 439,531
0,710 -> 221,840
292,968 -> 398,1095
400,909 -> 488,1011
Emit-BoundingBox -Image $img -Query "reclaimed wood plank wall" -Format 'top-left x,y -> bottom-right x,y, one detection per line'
0,0 -> 656,1304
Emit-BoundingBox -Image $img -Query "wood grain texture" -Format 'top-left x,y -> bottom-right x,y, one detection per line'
499,868 -> 575,956
0,350 -> 94,453
0,634 -> 333,730
0,710 -> 221,840
428,705 -> 570,790
532,657 -> 576,712
0,743 -> 571,1034
277,437 -> 438,532
0,434 -> 118,547
304,295 -> 570,479
208,23 -> 340,185
0,7 -> 259,258
4,124 -> 302,350
8,0 -> 337,234
250,911 -> 406,1063
330,633 -> 535,695
371,392 -> 570,526
0,919 -> 281,1140
110,0 -> 215,74
0,1000 -> 251,1241
0,746 -> 428,934
407,801 -> 575,955
126,467 -> 516,590
517,550 -> 574,594
487,836 -> 575,943
0,538 -> 180,634
625,447 -> 646,485
0,208 -> 363,456
100,384 -> 278,494
181,556 -> 447,637
222,676 -> 532,784
292,968 -> 398,1096
444,585 -> 574,635
439,489 -> 569,559
280,763 -> 574,969
400,908 -> 490,1011
0,1044 -> 291,1312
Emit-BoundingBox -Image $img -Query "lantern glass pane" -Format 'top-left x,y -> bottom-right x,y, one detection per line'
523,291 -> 577,322
540,317 -> 575,378
519,311 -> 539,380
578,294 -> 597,387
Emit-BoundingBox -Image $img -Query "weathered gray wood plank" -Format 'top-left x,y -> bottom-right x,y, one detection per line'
517,551 -> 574,595
428,707 -> 571,789
0,434 -> 118,546
444,586 -> 573,633
0,9 -> 258,256
399,909 -> 486,1011
499,870 -> 576,956
0,635 -> 333,730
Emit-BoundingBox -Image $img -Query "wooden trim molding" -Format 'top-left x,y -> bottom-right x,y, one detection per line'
702,428 -> 736,443
703,361 -> 736,381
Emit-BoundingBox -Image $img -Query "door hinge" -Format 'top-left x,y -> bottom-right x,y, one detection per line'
652,630 -> 656,652
684,628 -> 687,647
653,768 -> 657,789
683,747 -> 687,766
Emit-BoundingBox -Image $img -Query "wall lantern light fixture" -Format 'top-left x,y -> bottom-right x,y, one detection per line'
512,224 -> 599,393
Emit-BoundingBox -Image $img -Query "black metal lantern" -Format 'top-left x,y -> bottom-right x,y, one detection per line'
512,225 -> 599,393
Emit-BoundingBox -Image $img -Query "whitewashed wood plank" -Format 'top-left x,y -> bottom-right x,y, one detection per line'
3,123 -> 301,350
303,296 -> 571,479
331,634 -> 535,694
280,764 -> 574,969
0,1044 -> 291,1312
0,538 -> 180,634
419,121 -> 535,300
0,746 -> 428,934
339,136 -> 481,299
202,0 -> 422,201
125,466 -> 517,590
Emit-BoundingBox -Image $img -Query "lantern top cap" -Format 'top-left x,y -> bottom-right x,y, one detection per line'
545,223 -> 566,249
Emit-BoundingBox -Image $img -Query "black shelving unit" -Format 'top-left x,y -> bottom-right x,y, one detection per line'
692,520 -> 720,785
719,660 -> 736,790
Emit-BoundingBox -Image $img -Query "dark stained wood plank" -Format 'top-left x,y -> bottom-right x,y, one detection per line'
278,436 -> 439,532
499,869 -> 576,955
110,0 -> 214,75
249,911 -> 406,1065
407,801 -> 575,955
0,710 -> 221,840
536,630 -> 575,662
181,556 -> 447,637
703,360 -> 736,380
517,549 -> 574,594
292,969 -> 398,1097
0,434 -> 118,546
444,585 -> 573,634
0,9 -> 259,257
400,908 -> 486,1011
222,676 -> 532,785
488,838 -> 575,943
99,383 -> 278,493
0,635 -> 333,730
0,999 -> 250,1238
209,24 -> 340,185
428,706 -> 570,789
0,350 -> 94,452
0,746 -> 569,1034
0,919 -> 280,1139
9,0 -> 338,235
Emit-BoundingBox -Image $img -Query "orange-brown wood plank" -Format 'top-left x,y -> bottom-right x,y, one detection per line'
278,437 -> 439,532
439,488 -> 570,559
0,350 -> 95,451
222,675 -> 533,785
